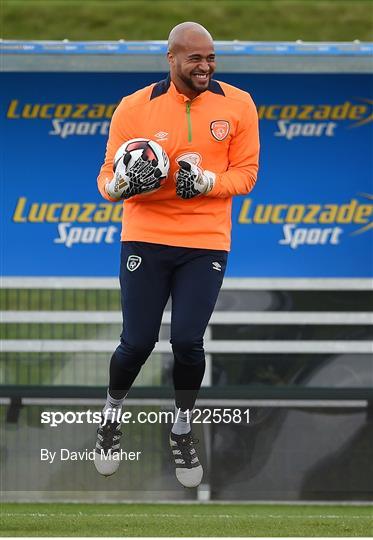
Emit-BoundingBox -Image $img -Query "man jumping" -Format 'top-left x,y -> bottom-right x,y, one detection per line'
95,21 -> 260,488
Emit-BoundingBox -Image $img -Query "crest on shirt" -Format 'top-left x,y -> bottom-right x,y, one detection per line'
210,120 -> 230,141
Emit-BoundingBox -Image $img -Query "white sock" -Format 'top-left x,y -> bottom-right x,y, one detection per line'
171,405 -> 193,435
102,389 -> 126,423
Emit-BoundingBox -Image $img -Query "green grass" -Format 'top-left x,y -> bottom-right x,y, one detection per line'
2,0 -> 373,42
1,503 -> 372,536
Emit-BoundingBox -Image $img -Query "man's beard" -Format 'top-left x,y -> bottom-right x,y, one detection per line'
179,71 -> 211,94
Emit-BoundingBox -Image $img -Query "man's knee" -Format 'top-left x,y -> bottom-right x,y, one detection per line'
114,339 -> 156,369
171,339 -> 205,365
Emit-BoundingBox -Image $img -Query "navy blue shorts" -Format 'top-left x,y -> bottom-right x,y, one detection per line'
119,241 -> 228,347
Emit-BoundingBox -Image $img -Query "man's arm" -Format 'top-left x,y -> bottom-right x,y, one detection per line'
207,96 -> 259,198
97,98 -> 130,202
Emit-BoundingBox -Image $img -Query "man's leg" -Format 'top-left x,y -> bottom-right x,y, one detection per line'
169,248 -> 227,487
171,249 -> 227,412
109,242 -> 172,399
95,241 -> 172,476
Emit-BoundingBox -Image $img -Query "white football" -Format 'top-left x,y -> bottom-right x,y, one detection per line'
113,138 -> 169,185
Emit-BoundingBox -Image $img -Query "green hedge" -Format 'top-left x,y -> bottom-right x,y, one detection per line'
2,0 -> 373,41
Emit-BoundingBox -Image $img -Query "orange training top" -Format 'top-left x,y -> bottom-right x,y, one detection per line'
97,75 -> 259,251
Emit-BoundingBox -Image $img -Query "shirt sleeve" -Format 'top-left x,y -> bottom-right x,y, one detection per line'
207,96 -> 260,198
97,98 -> 132,202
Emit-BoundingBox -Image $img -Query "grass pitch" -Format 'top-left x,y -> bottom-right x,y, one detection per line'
1,502 -> 372,537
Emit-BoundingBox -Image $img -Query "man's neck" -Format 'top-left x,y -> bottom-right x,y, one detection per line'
171,77 -> 199,100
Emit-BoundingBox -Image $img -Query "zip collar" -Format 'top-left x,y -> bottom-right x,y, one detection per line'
169,80 -> 192,103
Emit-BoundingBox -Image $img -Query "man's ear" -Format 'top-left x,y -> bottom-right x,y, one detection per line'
167,51 -> 174,67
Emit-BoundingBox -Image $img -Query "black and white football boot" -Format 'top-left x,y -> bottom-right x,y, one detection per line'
170,431 -> 203,488
94,416 -> 122,477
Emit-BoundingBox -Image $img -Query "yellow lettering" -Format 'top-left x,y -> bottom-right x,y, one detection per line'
285,205 -> 305,223
298,105 -> 313,120
6,101 -> 119,120
7,99 -> 21,119
22,104 -> 40,119
29,203 -> 47,222
40,104 -> 55,119
265,105 -> 281,120
229,198 -> 373,229
78,203 -> 96,222
88,105 -> 106,119
319,205 -> 338,223
280,106 -> 298,120
349,106 -> 367,120
105,104 -> 117,119
71,104 -> 87,119
330,101 -> 350,120
336,199 -> 358,223
45,203 -> 62,222
303,204 -> 320,223
13,197 -> 27,222
60,204 -> 79,222
55,104 -> 72,118
271,205 -> 287,223
354,204 -> 373,223
253,204 -> 272,224
238,199 -> 252,224
314,105 -> 331,120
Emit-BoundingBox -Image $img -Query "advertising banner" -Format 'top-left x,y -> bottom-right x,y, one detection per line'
1,71 -> 372,277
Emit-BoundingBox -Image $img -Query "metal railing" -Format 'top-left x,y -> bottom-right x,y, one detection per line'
1,277 -> 372,406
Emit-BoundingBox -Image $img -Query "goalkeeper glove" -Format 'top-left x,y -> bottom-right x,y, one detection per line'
175,161 -> 215,199
106,152 -> 164,200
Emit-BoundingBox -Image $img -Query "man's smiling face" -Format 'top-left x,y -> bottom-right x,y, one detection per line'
168,32 -> 216,99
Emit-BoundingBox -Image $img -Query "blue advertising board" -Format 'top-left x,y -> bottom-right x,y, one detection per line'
1,71 -> 372,277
